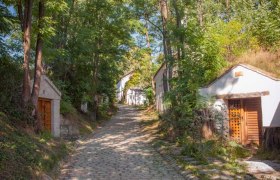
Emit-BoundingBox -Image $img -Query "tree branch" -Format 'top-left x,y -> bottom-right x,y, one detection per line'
140,17 -> 163,35
17,0 -> 24,32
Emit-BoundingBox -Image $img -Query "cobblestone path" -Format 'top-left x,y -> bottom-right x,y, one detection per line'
59,105 -> 185,180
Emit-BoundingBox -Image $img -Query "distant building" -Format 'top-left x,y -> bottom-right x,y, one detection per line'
126,88 -> 147,105
116,71 -> 147,106
116,71 -> 133,102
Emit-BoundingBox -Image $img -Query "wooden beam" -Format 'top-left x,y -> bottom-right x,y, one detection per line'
216,91 -> 270,99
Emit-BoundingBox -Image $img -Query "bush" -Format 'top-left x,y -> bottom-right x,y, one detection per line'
60,99 -> 76,115
0,57 -> 23,114
226,141 -> 251,160
98,103 -> 110,120
144,87 -> 154,105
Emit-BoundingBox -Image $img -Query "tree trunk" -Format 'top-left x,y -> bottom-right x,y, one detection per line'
92,38 -> 101,120
92,54 -> 99,120
144,15 -> 156,104
159,0 -> 172,91
160,0 -> 169,58
17,0 -> 24,31
22,0 -> 33,107
31,0 -> 45,132
172,0 -> 185,59
197,0 -> 203,27
226,0 -> 230,21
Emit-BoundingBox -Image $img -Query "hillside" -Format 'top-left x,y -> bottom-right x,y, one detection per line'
0,113 -> 72,179
233,49 -> 280,78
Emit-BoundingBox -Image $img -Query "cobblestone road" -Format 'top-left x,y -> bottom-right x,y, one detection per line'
59,105 -> 185,180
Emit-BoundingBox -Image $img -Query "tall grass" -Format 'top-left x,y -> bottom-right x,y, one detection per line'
234,49 -> 280,77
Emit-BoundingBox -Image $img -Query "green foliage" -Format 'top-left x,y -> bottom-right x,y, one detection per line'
206,20 -> 258,60
0,57 -> 32,124
162,17 -> 225,138
39,131 -> 53,142
44,0 -> 135,110
144,87 -> 154,105
226,141 -> 251,160
60,99 -> 76,115
0,3 -> 17,55
97,103 -> 111,120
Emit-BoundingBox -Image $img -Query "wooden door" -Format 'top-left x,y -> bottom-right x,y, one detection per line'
228,98 -> 262,145
228,100 -> 242,143
38,98 -> 51,131
244,98 -> 262,145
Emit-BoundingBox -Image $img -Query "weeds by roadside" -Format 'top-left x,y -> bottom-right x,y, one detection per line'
140,107 -> 252,179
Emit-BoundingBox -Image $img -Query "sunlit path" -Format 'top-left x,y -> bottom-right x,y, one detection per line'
59,105 -> 185,180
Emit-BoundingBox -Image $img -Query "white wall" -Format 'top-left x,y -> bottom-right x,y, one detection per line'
52,99 -> 60,137
37,75 -> 61,100
200,65 -> 280,127
126,89 -> 147,105
116,73 -> 133,102
154,64 -> 166,112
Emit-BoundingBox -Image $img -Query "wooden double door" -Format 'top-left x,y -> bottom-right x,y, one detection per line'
38,98 -> 52,131
228,98 -> 262,145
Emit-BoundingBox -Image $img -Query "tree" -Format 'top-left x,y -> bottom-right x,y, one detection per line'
18,0 -> 33,107
159,0 -> 173,91
31,0 -> 45,131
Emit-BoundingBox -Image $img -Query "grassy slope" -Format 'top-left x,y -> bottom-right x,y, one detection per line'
231,49 -> 280,78
0,104 -> 117,179
0,113 -> 72,179
62,105 -> 117,136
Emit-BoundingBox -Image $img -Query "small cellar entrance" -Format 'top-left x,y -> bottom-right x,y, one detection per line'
228,98 -> 262,145
38,98 -> 52,131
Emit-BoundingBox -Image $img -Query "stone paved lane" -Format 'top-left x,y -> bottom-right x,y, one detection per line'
59,105 -> 185,180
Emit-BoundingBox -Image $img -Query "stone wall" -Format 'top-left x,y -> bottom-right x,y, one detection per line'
60,114 -> 80,140
263,127 -> 280,150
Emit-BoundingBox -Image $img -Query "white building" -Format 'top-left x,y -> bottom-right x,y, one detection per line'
199,64 -> 280,145
31,75 -> 61,137
116,71 -> 133,102
126,88 -> 147,105
153,63 -> 168,112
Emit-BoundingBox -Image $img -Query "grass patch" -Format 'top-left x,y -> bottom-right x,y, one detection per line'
178,139 -> 249,178
0,113 -> 73,179
181,139 -> 251,162
77,113 -> 97,136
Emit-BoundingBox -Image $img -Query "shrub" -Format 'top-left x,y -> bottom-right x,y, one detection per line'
0,57 -> 23,114
60,99 -> 76,115
98,103 -> 110,120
